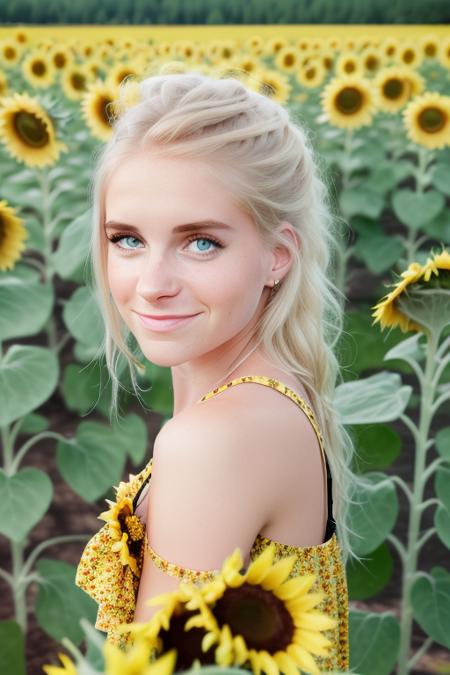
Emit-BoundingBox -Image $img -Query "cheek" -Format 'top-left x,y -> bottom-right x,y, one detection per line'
107,255 -> 135,307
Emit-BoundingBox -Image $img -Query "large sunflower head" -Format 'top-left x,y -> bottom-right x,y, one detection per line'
374,66 -> 416,113
403,92 -> 450,150
252,69 -> 291,104
0,200 -> 28,271
275,46 -> 300,73
398,42 -> 423,69
372,250 -> 450,335
321,74 -> 378,130
81,79 -> 119,142
107,62 -> 141,88
49,45 -> 74,71
360,47 -> 384,74
0,92 -> 68,167
121,544 -> 336,675
420,33 -> 440,59
22,50 -> 56,89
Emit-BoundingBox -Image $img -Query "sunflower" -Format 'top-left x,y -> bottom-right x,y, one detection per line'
0,92 -> 67,167
275,46 -> 300,73
0,39 -> 22,66
360,47 -> 384,74
0,200 -> 28,271
49,45 -> 74,71
104,641 -> 177,675
438,36 -> 450,69
81,79 -> 119,141
403,92 -> 450,150
22,50 -> 56,88
381,37 -> 400,61
234,54 -> 260,76
61,65 -> 90,100
13,30 -> 29,45
335,51 -> 363,77
296,59 -> 326,89
266,37 -> 288,56
372,250 -> 450,333
420,33 -> 439,59
374,66 -> 416,113
244,35 -> 265,55
249,68 -> 291,104
398,43 -> 423,69
122,544 -> 336,675
402,69 -> 425,99
321,75 -> 377,130
107,62 -> 141,88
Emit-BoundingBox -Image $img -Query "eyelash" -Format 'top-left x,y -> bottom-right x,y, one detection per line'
107,232 -> 225,257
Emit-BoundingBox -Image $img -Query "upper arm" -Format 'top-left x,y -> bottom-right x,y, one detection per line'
134,405 -> 274,622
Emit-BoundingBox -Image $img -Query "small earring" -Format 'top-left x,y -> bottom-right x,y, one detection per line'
270,279 -> 281,294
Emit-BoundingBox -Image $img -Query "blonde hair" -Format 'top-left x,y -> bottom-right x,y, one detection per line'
88,68 -> 369,568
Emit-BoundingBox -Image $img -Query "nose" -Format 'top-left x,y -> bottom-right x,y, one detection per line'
135,251 -> 181,300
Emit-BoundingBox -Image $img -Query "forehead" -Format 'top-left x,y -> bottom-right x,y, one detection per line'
104,150 -> 254,232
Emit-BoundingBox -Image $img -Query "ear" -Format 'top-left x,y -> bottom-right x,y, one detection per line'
267,221 -> 300,282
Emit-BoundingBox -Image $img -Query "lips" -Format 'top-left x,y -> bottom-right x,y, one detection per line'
136,312 -> 202,332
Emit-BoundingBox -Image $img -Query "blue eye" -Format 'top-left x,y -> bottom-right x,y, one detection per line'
107,232 -> 224,257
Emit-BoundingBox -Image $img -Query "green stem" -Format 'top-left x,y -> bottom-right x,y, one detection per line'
10,430 -> 70,474
404,146 -> 429,263
21,534 -> 89,579
397,331 -> 439,675
11,541 -> 27,633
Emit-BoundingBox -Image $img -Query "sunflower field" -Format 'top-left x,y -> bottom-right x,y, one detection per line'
0,24 -> 450,675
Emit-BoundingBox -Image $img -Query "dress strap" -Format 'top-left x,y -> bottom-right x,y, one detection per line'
199,374 -> 334,538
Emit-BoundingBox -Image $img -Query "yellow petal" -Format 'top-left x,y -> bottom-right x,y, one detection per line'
245,544 -> 277,584
275,573 -> 317,600
294,611 -> 338,631
260,555 -> 297,590
287,643 -> 320,675
258,649 -> 280,675
273,650 -> 301,675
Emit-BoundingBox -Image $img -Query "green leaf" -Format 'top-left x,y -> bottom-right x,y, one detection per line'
19,412 -> 49,435
435,506 -> 450,548
23,214 -> 46,253
0,469 -> 52,543
111,413 -> 148,465
355,234 -> 405,275
360,163 -> 397,196
411,568 -> 450,648
0,278 -> 53,341
435,464 -> 450,513
53,208 -> 92,282
384,333 -> 425,366
436,427 -> 450,460
392,189 -> 445,230
0,345 -> 59,426
57,420 -> 128,501
62,286 -> 104,348
61,361 -> 106,415
432,163 -> 450,196
347,542 -> 393,600
349,609 -> 400,675
35,559 -> 97,644
335,372 -> 412,424
0,621 -> 25,675
340,188 -> 384,220
348,472 -> 398,556
352,424 -> 401,473
422,207 -> 450,241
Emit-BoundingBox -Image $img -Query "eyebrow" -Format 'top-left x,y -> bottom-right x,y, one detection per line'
104,220 -> 233,233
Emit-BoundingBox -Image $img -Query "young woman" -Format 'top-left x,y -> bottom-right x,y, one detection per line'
76,68 -> 361,671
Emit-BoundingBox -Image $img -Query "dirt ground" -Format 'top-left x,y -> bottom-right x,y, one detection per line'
1,267 -> 450,674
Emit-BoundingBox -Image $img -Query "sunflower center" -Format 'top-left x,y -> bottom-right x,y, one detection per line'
418,106 -> 447,133
13,111 -> 50,148
344,60 -> 356,73
383,77 -> 404,100
159,608 -> 216,671
403,49 -> 415,63
335,86 -> 364,115
32,60 -> 46,76
366,56 -> 378,70
97,96 -> 113,126
425,43 -> 437,57
5,47 -> 16,60
54,53 -> 66,68
305,67 -> 316,79
284,54 -> 294,67
213,583 -> 295,652
71,72 -> 87,90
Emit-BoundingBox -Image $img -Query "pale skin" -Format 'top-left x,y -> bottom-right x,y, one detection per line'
104,147 -> 328,623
